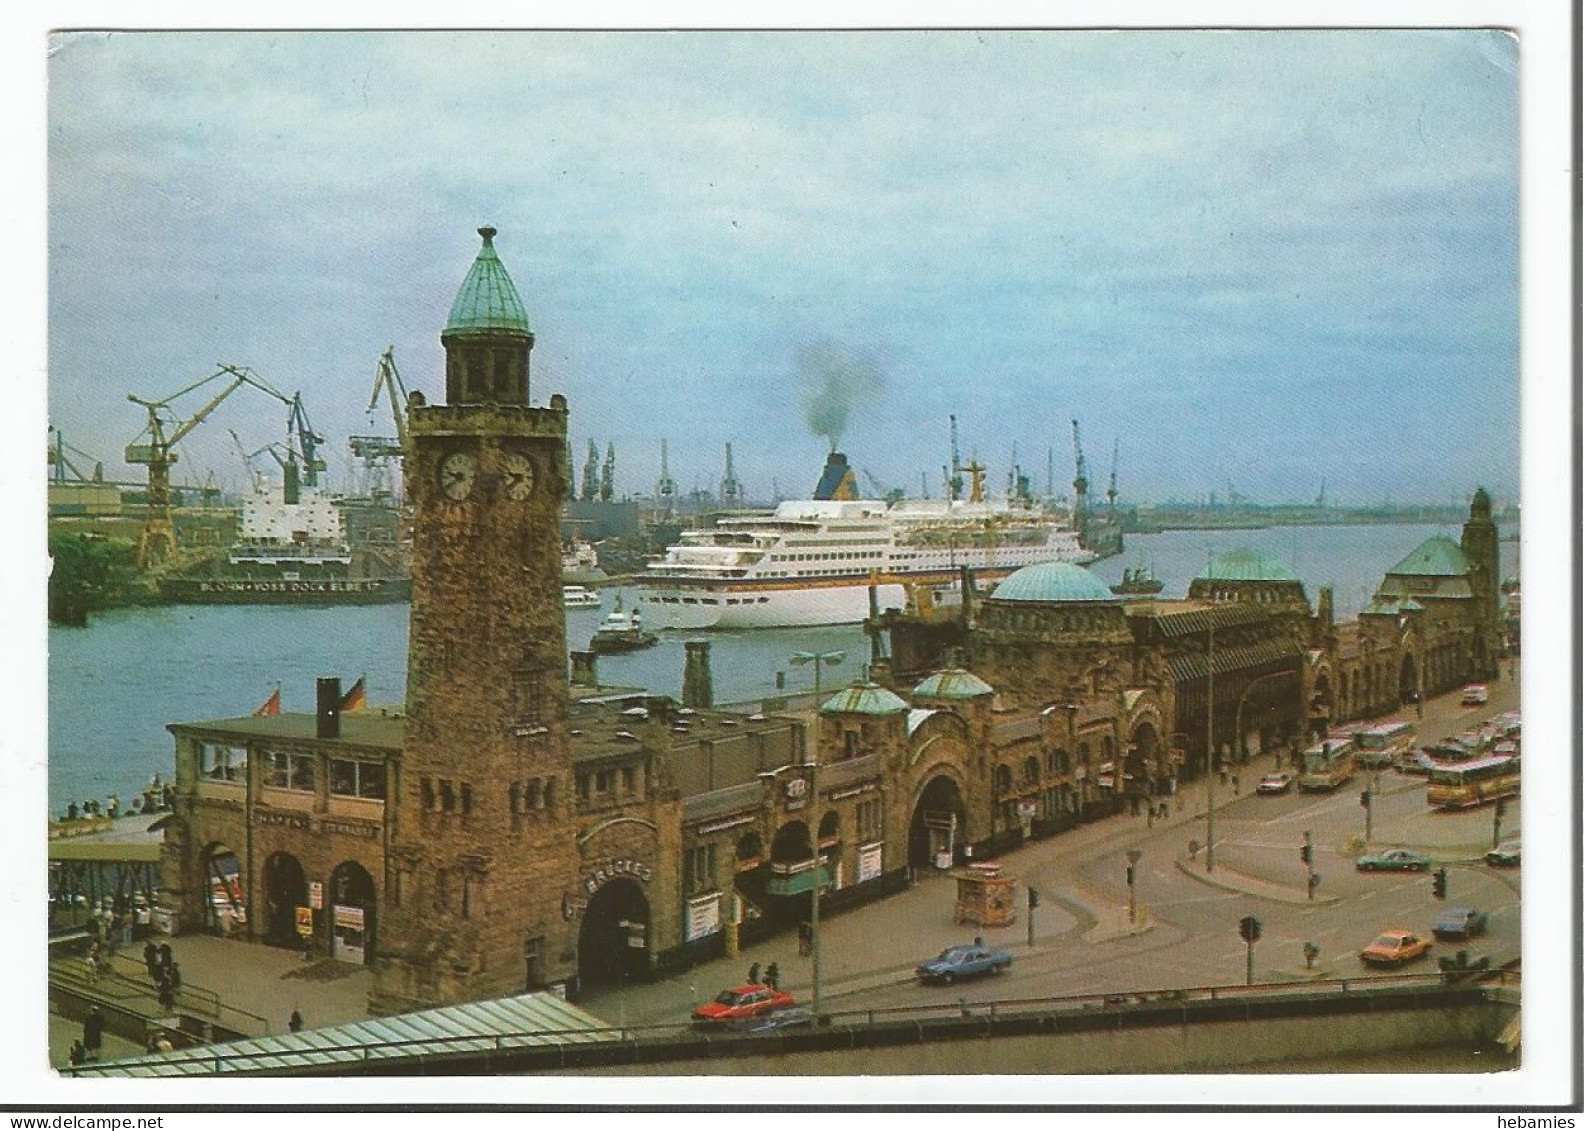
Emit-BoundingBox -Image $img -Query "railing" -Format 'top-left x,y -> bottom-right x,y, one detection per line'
52,950 -> 273,1038
64,967 -> 1519,1078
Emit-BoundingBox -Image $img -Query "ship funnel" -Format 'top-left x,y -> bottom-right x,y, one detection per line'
813,451 -> 859,501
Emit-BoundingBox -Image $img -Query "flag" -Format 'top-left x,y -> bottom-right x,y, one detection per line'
253,687 -> 281,718
339,676 -> 367,712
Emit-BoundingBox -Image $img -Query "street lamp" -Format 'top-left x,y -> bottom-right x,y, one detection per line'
758,759 -> 825,1021
790,650 -> 845,697
1126,849 -> 1143,926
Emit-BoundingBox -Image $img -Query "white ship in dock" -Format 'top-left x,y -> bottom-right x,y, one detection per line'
636,452 -> 1093,630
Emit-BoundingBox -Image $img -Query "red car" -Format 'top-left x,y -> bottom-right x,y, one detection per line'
692,984 -> 796,1025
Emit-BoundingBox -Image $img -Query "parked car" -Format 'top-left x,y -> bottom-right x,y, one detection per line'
1433,907 -> 1489,941
1396,751 -> 1437,776
1360,928 -> 1432,967
915,944 -> 1013,984
1355,848 -> 1431,872
1485,838 -> 1521,867
725,1005 -> 814,1033
692,984 -> 796,1025
1460,684 -> 1490,706
1256,772 -> 1293,795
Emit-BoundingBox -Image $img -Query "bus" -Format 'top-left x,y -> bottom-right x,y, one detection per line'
1354,721 -> 1417,769
1426,754 -> 1520,809
1299,737 -> 1357,792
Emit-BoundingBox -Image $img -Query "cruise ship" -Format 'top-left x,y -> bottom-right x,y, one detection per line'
636,492 -> 1094,630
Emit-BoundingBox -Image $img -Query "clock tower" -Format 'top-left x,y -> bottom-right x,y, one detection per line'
372,227 -> 576,1012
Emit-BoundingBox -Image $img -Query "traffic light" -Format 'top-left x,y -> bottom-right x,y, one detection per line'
1126,866 -> 1135,886
1308,872 -> 1322,891
1432,868 -> 1448,899
1300,843 -> 1313,865
1359,789 -> 1370,808
1238,915 -> 1262,943
1495,796 -> 1509,819
1027,887 -> 1039,910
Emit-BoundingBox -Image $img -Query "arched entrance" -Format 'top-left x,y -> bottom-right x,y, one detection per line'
261,851 -> 307,947
577,878 -> 650,988
1398,654 -> 1419,706
202,842 -> 245,935
1127,721 -> 1159,798
327,860 -> 376,965
909,774 -> 967,869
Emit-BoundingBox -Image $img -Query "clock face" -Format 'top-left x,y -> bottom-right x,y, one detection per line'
438,450 -> 477,500
501,451 -> 535,501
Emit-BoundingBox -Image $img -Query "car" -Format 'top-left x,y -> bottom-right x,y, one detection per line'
1256,772 -> 1293,795
1355,848 -> 1431,872
725,1005 -> 814,1033
1360,928 -> 1432,967
1485,838 -> 1521,867
1461,684 -> 1489,706
915,943 -> 1013,984
1433,907 -> 1489,941
691,984 -> 796,1025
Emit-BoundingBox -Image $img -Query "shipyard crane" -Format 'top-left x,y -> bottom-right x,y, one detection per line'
719,443 -> 745,508
581,440 -> 601,502
125,363 -> 294,569
655,438 -> 677,515
47,426 -> 105,484
861,467 -> 904,505
600,443 -> 615,502
1108,437 -> 1120,513
366,347 -> 410,452
1070,418 -> 1090,535
947,415 -> 964,502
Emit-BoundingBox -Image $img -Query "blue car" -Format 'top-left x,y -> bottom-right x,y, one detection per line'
1433,907 -> 1489,941
915,944 -> 1013,984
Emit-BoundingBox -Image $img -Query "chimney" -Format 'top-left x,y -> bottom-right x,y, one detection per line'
683,640 -> 714,709
316,677 -> 341,739
1318,586 -> 1334,630
570,650 -> 599,688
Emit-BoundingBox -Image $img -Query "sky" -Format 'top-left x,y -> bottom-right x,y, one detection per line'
46,30 -> 1520,509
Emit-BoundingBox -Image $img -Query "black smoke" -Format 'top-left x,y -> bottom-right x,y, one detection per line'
796,341 -> 884,452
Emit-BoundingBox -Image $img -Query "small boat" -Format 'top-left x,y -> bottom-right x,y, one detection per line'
590,597 -> 658,653
563,585 -> 602,609
1110,560 -> 1164,597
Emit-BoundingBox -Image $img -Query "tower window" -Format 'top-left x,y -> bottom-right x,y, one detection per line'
440,779 -> 456,813
543,778 -> 556,810
575,773 -> 590,802
421,776 -> 435,811
461,783 -> 474,814
512,670 -> 544,728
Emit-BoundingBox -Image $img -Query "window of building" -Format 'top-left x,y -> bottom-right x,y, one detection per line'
843,730 -> 860,760
993,764 -> 1012,794
421,776 -> 435,811
460,783 -> 473,814
512,669 -> 544,728
462,873 -> 477,918
857,799 -> 882,841
575,773 -> 590,802
595,768 -> 613,793
433,868 -> 449,913
685,843 -> 717,895
440,779 -> 456,813
621,766 -> 636,795
201,744 -> 248,782
263,750 -> 315,792
329,759 -> 386,800
543,778 -> 556,810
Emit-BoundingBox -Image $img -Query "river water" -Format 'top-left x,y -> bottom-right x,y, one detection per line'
46,523 -> 1514,815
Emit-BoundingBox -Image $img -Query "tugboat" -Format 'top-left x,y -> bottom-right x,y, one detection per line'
590,595 -> 658,654
1110,558 -> 1164,597
563,584 -> 602,609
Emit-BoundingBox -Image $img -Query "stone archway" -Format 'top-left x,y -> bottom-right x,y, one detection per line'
327,859 -> 377,965
201,842 -> 244,935
1398,653 -> 1419,707
577,877 -> 650,988
261,851 -> 307,948
909,773 -> 967,869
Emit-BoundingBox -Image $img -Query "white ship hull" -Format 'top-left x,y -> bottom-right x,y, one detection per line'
638,580 -> 911,630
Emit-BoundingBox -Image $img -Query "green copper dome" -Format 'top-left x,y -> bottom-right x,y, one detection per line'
912,669 -> 994,700
992,561 -> 1116,603
1197,547 -> 1300,583
445,226 -> 530,336
820,682 -> 909,716
1387,536 -> 1471,578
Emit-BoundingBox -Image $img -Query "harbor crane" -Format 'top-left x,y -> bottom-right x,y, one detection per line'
600,443 -> 615,502
351,348 -> 410,500
655,438 -> 677,515
1070,418 -> 1090,533
1108,437 -> 1119,513
719,443 -> 745,508
581,440 -> 601,502
47,426 -> 105,484
125,363 -> 298,569
947,415 -> 964,502
861,467 -> 904,504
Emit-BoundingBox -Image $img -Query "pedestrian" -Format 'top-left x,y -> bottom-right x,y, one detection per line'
108,794 -> 120,819
143,940 -> 159,981
764,962 -> 780,991
747,961 -> 760,986
83,1007 -> 105,1059
1231,774 -> 1240,795
66,802 -> 78,821
167,961 -> 181,992
158,942 -> 173,971
157,974 -> 175,1014
83,944 -> 100,985
69,1040 -> 87,1066
288,1009 -> 304,1033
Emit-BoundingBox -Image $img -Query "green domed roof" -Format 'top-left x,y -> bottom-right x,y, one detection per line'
912,668 -> 994,699
1197,547 -> 1300,583
1387,536 -> 1471,578
992,561 -> 1116,603
820,682 -> 909,716
445,226 -> 531,336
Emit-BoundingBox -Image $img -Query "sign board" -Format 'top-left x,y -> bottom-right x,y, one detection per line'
309,881 -> 324,910
685,894 -> 722,942
1017,800 -> 1038,819
332,904 -> 365,929
295,906 -> 314,938
857,842 -> 883,884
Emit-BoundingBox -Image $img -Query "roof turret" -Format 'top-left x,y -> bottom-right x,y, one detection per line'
1196,547 -> 1300,583
990,561 -> 1116,604
1386,536 -> 1472,578
912,669 -> 995,700
819,682 -> 909,716
445,226 -> 531,337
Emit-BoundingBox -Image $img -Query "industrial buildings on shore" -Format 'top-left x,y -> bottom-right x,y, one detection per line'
150,229 -> 1506,1011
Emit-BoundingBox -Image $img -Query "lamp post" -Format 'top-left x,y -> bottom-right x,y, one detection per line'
790,650 -> 845,697
1233,670 -> 1299,765
1205,623 -> 1216,873
1126,849 -> 1142,926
